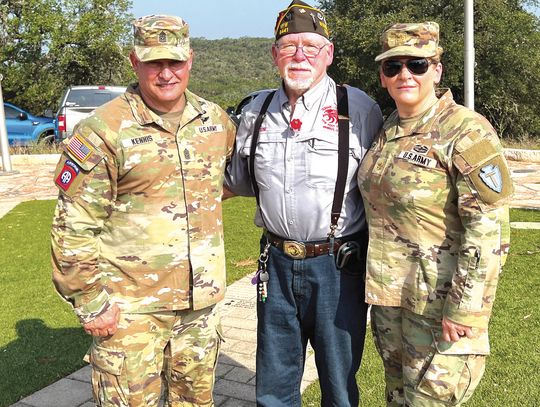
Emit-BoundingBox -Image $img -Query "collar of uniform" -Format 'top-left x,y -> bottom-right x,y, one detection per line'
125,85 -> 206,132
181,89 -> 207,126
383,88 -> 454,140
277,74 -> 332,111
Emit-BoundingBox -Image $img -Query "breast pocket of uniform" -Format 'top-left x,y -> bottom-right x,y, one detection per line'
305,136 -> 359,189
241,131 -> 285,191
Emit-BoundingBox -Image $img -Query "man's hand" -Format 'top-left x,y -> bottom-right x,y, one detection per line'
83,304 -> 120,337
442,316 -> 474,342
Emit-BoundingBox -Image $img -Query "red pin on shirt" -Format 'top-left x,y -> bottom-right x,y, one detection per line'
290,118 -> 302,131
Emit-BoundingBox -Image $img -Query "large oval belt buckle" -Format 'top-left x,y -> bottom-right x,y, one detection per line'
283,241 -> 306,259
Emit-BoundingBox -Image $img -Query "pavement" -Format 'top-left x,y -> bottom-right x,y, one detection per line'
1,150 -> 539,407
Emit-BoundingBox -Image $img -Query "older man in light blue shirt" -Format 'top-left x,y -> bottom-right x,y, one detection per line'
225,1 -> 383,405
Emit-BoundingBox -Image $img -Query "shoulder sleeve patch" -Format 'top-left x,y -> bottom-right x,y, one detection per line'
54,134 -> 106,198
53,155 -> 87,197
466,155 -> 513,205
55,158 -> 81,192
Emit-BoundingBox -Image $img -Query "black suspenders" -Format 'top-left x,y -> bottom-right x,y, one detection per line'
330,85 -> 350,240
249,90 -> 275,208
249,85 -> 350,239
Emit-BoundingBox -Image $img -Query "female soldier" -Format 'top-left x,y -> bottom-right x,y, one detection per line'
358,22 -> 513,406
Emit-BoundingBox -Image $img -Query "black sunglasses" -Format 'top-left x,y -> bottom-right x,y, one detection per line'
381,58 -> 433,77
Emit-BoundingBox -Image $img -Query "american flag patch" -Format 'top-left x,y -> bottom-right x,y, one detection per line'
66,134 -> 92,162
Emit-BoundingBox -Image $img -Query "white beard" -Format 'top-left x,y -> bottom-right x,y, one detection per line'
283,62 -> 315,92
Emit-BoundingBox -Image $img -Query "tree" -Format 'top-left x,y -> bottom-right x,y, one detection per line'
0,0 -> 134,115
320,0 -> 540,139
189,37 -> 279,108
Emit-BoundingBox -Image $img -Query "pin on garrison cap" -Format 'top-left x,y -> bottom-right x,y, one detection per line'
375,21 -> 441,62
132,14 -> 190,62
274,0 -> 329,41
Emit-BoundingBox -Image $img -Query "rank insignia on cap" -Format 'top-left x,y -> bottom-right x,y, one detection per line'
55,159 -> 80,191
66,134 -> 93,162
159,31 -> 167,43
479,164 -> 503,193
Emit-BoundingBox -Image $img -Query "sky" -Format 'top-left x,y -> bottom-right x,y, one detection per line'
130,0 -> 295,39
130,1 -> 540,40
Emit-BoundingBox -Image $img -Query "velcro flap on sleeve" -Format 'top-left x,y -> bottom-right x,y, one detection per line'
453,138 -> 498,175
89,344 -> 126,375
63,133 -> 105,171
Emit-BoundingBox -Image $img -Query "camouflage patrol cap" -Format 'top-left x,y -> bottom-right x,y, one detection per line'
133,15 -> 190,62
375,21 -> 440,62
275,0 -> 329,41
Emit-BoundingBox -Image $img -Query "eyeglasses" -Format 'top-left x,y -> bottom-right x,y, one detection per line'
381,58 -> 433,77
275,42 -> 329,58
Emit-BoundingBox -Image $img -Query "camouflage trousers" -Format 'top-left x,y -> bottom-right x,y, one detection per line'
84,305 -> 222,407
371,306 -> 488,406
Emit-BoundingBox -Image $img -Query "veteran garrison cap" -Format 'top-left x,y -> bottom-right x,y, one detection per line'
274,0 -> 329,41
375,21 -> 440,62
132,15 -> 190,62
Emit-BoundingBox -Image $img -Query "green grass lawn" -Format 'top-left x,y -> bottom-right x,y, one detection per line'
303,208 -> 540,406
0,197 -> 260,407
1,202 -> 539,406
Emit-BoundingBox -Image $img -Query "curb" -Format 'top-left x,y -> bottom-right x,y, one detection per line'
1,153 -> 61,167
510,222 -> 540,229
504,149 -> 540,163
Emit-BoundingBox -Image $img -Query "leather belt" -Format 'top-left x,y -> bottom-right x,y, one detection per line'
265,231 -> 361,260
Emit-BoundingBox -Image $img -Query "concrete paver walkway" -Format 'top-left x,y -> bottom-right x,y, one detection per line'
2,151 -> 539,406
10,276 -> 317,407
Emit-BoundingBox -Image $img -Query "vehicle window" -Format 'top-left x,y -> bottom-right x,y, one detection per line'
4,106 -> 20,119
66,89 -> 124,107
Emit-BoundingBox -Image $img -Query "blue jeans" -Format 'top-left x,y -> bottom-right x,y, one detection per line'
256,235 -> 368,406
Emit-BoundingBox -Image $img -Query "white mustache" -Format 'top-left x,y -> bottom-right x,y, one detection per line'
286,62 -> 313,72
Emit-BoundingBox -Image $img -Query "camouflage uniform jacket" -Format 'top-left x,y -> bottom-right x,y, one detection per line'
358,90 -> 513,330
51,85 -> 236,324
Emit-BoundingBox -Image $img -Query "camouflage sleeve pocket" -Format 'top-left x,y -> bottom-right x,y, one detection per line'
53,134 -> 105,198
453,137 -> 513,207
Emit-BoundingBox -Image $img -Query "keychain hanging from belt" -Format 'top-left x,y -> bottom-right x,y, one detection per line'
248,85 -> 350,302
252,242 -> 270,302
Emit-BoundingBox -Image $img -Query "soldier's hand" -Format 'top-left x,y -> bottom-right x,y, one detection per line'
442,316 -> 474,342
83,304 -> 120,337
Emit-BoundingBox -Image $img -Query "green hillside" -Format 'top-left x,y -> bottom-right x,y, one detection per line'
189,37 -> 280,110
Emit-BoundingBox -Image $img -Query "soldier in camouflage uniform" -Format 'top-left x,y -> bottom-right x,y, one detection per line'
358,22 -> 513,406
51,15 -> 236,407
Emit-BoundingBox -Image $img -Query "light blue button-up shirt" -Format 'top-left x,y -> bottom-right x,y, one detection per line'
225,75 -> 383,241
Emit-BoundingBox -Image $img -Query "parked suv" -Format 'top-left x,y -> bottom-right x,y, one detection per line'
3,102 -> 55,145
55,85 -> 126,141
